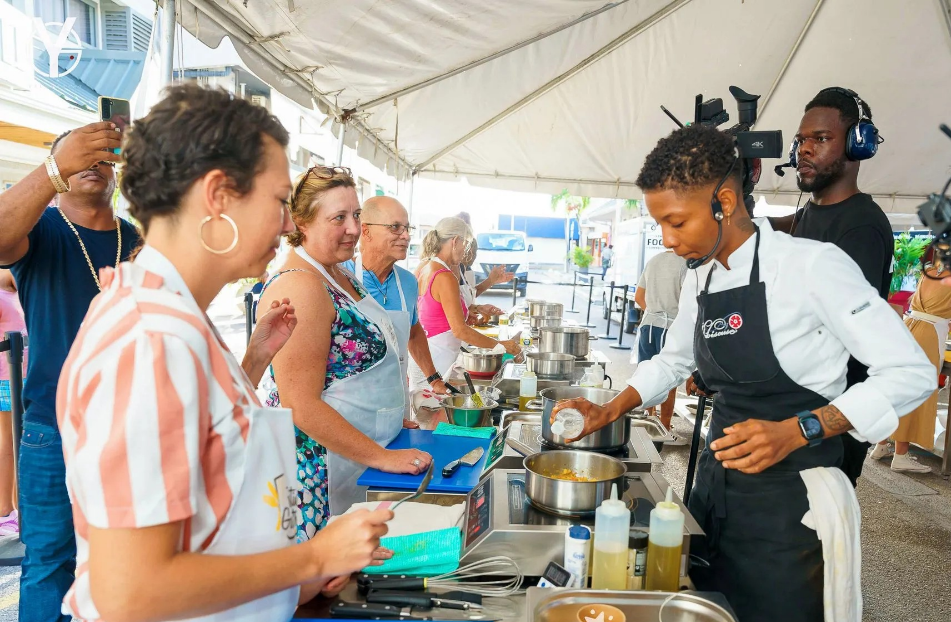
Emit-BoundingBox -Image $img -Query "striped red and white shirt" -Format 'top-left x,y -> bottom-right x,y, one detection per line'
57,247 -> 260,621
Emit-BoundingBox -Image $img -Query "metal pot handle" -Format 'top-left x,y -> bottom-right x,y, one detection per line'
524,399 -> 543,411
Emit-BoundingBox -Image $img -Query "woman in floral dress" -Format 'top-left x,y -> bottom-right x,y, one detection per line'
260,167 -> 431,540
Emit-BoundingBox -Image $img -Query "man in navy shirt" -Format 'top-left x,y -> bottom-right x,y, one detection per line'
0,122 -> 139,621
343,197 -> 448,408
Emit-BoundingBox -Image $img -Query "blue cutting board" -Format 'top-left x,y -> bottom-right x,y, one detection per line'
357,429 -> 491,494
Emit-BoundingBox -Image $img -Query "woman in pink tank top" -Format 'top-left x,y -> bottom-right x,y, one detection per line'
408,217 -> 520,389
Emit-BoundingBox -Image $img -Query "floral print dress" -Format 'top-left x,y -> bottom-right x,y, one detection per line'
262,269 -> 387,541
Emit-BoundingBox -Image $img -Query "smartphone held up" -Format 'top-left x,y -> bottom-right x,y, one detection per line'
97,97 -> 130,156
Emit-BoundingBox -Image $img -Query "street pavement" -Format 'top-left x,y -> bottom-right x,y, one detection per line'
1,272 -> 948,619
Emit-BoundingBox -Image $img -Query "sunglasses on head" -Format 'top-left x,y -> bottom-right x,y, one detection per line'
293,165 -> 353,199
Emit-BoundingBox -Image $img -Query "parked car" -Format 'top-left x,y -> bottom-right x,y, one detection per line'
474,230 -> 532,296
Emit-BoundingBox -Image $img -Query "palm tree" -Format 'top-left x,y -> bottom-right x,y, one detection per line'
550,189 -> 591,215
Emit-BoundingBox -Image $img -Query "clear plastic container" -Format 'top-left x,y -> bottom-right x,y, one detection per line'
550,409 -> 585,438
644,487 -> 685,592
591,484 -> 630,590
580,365 -> 604,388
519,370 -> 537,411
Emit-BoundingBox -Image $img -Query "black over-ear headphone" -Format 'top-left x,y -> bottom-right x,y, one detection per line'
775,87 -> 882,177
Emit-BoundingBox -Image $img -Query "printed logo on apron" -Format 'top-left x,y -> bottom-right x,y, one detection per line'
702,312 -> 744,339
263,473 -> 300,539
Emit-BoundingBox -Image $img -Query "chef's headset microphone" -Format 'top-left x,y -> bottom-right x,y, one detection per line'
686,155 -> 739,270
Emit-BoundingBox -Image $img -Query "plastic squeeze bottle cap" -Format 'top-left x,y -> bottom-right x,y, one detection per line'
654,486 -> 682,520
599,484 -> 628,515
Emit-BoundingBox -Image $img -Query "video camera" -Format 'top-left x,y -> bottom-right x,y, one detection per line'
916,124 -> 951,268
662,86 -> 784,209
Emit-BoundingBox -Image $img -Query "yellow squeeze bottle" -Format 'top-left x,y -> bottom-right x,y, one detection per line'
644,487 -> 685,592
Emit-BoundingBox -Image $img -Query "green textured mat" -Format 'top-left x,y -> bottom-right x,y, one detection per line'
362,527 -> 461,576
433,422 -> 496,438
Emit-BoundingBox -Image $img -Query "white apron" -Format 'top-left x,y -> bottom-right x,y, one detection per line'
183,405 -> 301,622
461,268 -> 477,307
296,247 -> 405,516
909,309 -> 951,366
136,247 -> 300,621
354,255 -> 412,415
408,258 -> 465,389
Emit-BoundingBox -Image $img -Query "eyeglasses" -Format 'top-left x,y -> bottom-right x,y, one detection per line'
293,165 -> 353,200
365,223 -> 416,235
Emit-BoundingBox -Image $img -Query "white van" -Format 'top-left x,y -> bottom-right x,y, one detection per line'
474,230 -> 532,296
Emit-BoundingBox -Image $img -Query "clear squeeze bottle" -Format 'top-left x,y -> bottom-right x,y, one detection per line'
519,370 -> 537,411
590,484 -> 630,590
550,409 -> 585,439
644,487 -> 685,592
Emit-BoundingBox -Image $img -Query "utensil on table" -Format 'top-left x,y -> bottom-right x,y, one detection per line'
440,395 -> 498,428
462,371 -> 484,407
442,447 -> 485,477
538,386 -> 630,450
330,600 -> 499,621
537,326 -> 590,358
367,590 -> 483,611
392,462 -> 434,510
523,450 -> 626,516
357,556 -> 523,598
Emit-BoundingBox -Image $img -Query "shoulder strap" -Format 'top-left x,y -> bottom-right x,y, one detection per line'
426,268 -> 452,297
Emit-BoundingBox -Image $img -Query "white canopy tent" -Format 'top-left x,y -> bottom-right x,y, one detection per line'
170,0 -> 951,217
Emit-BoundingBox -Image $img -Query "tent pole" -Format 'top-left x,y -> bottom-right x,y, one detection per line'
161,0 -> 176,84
353,1 -> 632,112
756,0 -> 824,121
335,123 -> 347,167
185,0 -> 414,174
417,0 -> 695,170
407,171 -> 416,227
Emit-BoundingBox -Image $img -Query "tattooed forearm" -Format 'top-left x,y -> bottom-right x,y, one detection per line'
815,404 -> 853,436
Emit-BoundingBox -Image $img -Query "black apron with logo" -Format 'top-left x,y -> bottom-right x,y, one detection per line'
688,228 -> 843,622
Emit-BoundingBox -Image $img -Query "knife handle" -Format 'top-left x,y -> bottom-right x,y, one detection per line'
442,460 -> 461,477
358,575 -> 428,594
330,600 -> 419,619
367,589 -> 435,608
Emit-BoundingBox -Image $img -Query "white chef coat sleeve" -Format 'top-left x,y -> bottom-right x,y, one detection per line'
627,270 -> 701,407
805,246 -> 936,443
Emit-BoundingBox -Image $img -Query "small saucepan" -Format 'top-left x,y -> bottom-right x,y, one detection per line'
523,450 -> 626,516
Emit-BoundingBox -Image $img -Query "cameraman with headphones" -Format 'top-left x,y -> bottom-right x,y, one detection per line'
770,87 -> 893,486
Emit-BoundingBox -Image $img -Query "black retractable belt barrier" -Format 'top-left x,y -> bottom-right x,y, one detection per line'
609,286 -> 632,350
598,281 -> 617,340
580,275 -> 596,328
566,272 -> 579,313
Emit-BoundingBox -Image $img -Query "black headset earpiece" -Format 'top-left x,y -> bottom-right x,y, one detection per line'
816,87 -> 881,161
710,155 -> 738,220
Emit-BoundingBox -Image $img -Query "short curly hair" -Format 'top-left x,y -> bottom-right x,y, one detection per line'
805,87 -> 872,128
635,125 -> 739,194
120,84 -> 289,232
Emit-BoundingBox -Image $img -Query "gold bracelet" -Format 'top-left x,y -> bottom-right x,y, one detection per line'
45,155 -> 70,193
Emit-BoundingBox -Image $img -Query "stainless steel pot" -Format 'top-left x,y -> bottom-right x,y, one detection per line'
540,386 -> 630,450
525,352 -> 575,380
529,315 -> 562,330
538,326 -> 590,359
523,450 -> 626,515
460,348 -> 504,375
440,395 -> 498,428
528,301 -> 564,318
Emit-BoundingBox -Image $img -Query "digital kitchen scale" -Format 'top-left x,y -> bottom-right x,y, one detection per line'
460,469 -> 704,577
488,411 -> 664,473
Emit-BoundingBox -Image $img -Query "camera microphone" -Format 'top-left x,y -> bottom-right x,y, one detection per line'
774,162 -> 795,177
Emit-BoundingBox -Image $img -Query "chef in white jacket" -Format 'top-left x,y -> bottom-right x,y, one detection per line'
553,126 -> 934,622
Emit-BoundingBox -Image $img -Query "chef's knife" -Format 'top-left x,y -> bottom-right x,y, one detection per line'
330,600 -> 428,619
442,447 -> 484,477
331,600 -> 499,621
367,589 -> 483,611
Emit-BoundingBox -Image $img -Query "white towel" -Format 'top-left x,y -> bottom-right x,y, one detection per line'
800,466 -> 862,622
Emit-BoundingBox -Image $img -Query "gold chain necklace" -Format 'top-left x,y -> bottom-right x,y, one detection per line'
57,208 -> 122,291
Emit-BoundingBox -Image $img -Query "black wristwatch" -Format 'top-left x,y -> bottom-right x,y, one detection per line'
426,372 -> 443,384
796,411 -> 823,447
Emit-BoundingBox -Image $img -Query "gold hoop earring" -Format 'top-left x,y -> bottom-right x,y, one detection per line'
199,214 -> 239,255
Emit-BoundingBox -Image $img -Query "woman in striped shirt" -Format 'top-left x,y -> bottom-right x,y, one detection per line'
57,85 -> 393,622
